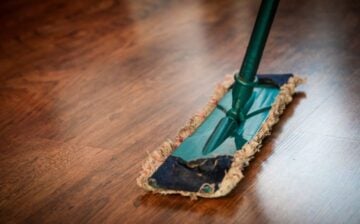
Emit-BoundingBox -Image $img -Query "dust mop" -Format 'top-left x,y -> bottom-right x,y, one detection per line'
137,0 -> 304,198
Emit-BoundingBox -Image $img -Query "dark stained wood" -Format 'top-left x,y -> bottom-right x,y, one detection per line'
0,0 -> 359,223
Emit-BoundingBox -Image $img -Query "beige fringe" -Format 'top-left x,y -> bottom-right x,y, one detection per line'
137,74 -> 305,199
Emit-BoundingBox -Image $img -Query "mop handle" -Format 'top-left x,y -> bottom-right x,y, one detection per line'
237,0 -> 279,82
229,0 -> 280,120
203,0 -> 281,154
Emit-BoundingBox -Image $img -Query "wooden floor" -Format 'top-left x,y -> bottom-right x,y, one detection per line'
0,0 -> 359,223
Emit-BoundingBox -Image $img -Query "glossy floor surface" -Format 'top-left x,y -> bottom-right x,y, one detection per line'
0,0 -> 359,223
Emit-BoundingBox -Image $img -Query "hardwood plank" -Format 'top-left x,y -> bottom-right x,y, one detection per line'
0,137 -> 115,222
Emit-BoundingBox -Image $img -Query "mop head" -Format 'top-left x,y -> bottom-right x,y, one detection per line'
137,73 -> 304,199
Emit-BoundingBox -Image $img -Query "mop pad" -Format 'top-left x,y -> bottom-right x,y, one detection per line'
137,74 -> 304,198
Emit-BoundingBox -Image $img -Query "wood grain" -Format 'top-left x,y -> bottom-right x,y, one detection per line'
0,0 -> 359,223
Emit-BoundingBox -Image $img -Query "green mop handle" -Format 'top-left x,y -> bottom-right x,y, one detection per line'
203,0 -> 280,154
229,0 -> 280,121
